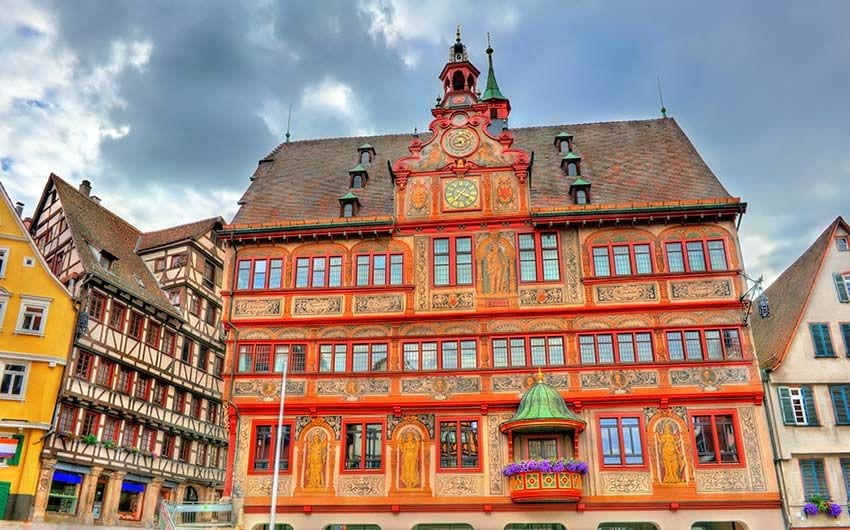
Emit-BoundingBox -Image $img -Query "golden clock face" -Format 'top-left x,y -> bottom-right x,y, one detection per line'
444,179 -> 479,209
442,128 -> 478,157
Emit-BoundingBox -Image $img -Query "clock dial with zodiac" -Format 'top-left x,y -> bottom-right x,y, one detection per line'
444,178 -> 479,209
441,128 -> 478,158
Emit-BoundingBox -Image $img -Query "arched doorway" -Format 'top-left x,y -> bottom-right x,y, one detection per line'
183,486 -> 198,523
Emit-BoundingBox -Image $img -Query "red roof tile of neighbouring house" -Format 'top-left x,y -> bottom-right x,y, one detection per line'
136,217 -> 224,253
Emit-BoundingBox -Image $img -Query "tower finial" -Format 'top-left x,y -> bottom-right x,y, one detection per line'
657,75 -> 668,118
536,367 -> 544,384
285,103 -> 292,143
487,32 -> 492,51
481,32 -> 506,102
456,24 -> 462,43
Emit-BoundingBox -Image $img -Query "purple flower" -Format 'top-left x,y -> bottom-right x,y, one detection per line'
803,502 -> 818,516
828,502 -> 842,518
502,458 -> 589,477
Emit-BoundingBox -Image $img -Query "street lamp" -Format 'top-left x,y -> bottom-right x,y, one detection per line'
268,354 -> 289,530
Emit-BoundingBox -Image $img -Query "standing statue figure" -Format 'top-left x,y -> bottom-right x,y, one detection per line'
305,432 -> 328,489
484,241 -> 509,293
657,422 -> 685,484
399,431 -> 422,489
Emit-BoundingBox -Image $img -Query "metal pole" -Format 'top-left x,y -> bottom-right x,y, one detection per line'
269,356 -> 288,530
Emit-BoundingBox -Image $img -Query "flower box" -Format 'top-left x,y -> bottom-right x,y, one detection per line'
507,470 -> 584,502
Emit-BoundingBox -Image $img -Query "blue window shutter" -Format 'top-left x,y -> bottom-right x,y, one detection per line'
800,459 -> 828,498
832,386 -> 850,425
842,323 -> 850,357
801,386 -> 819,425
811,324 -> 836,357
833,273 -> 850,303
778,387 -> 795,425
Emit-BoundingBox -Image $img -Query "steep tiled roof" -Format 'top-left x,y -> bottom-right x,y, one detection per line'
50,175 -> 179,317
232,118 -> 731,225
136,217 -> 224,253
751,217 -> 849,370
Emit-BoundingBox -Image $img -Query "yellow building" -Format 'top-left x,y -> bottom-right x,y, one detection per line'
0,183 -> 75,521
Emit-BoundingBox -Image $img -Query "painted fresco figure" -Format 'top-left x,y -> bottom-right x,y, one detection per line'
479,235 -> 513,294
305,432 -> 328,489
399,431 -> 422,489
656,422 -> 685,484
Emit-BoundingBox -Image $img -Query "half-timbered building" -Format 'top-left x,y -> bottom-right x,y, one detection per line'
220,32 -> 783,530
27,174 -> 228,525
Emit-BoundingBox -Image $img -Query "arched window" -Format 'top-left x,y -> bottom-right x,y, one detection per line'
567,162 -> 578,177
360,151 -> 371,164
352,175 -> 363,189
576,190 -> 587,205
452,71 -> 465,91
342,203 -> 354,218
467,74 -> 475,91
559,140 -> 569,154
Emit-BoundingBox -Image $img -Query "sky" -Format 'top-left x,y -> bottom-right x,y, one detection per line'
1,0 -> 849,285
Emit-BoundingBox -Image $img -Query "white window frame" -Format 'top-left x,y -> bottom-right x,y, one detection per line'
844,273 -> 850,295
0,360 -> 29,400
22,256 -> 35,268
0,247 -> 9,277
788,387 -> 808,425
15,295 -> 51,336
0,291 -> 9,331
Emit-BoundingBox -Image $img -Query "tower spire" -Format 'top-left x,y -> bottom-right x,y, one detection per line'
481,32 -> 506,101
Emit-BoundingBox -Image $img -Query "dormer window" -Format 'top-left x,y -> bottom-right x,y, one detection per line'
561,151 -> 581,177
339,192 -> 360,218
569,178 -> 591,206
554,131 -> 573,154
349,163 -> 369,189
357,144 -> 375,165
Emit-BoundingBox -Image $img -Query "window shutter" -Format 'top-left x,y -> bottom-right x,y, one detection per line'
800,459 -> 828,498
811,324 -> 836,357
778,387 -> 796,425
832,386 -> 850,425
834,273 -> 850,303
801,386 -> 819,425
842,323 -> 850,357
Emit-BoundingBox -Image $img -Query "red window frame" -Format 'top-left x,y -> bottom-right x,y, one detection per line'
578,331 -> 655,364
128,311 -> 145,340
591,242 -> 654,277
161,433 -> 175,459
152,382 -> 168,407
75,350 -> 94,380
173,390 -> 186,415
108,301 -> 126,331
341,419 -> 386,473
88,292 -> 107,322
491,335 -> 567,368
197,346 -> 209,371
354,252 -> 405,287
401,339 -> 477,371
663,237 -> 731,273
162,330 -> 176,356
596,414 -> 648,470
517,231 -> 562,283
179,437 -> 192,462
294,255 -> 343,288
116,366 -> 134,394
134,374 -> 151,400
204,304 -> 218,325
437,417 -> 481,472
140,427 -> 156,452
95,357 -> 114,387
121,422 -> 139,448
318,342 -> 390,373
170,254 -> 186,269
101,416 -> 121,443
197,443 -> 208,466
248,420 -> 294,475
664,327 -> 744,362
190,295 -> 202,317
57,404 -> 78,434
207,402 -> 219,424
235,257 -> 285,290
432,236 -> 474,287
191,395 -> 202,419
146,321 -> 161,348
688,410 -> 745,468
522,434 -> 562,460
80,410 -> 100,437
154,258 -> 166,271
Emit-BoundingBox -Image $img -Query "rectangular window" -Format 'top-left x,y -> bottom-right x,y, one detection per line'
140,428 -> 155,452
154,258 -> 166,272
128,312 -> 144,340
592,247 -> 611,276
273,344 -> 306,373
707,240 -> 728,270
811,323 -> 836,357
237,345 -> 252,373
170,254 -> 185,268
253,345 -> 270,372
162,330 -> 176,356
800,459 -> 829,499
0,362 -> 28,398
403,340 -> 477,371
133,375 -> 150,400
0,248 -> 7,277
579,332 -> 654,364
152,382 -> 167,407
203,260 -> 216,289
593,243 -> 653,277
634,244 -> 652,274
433,237 -> 473,287
493,336 -> 565,368
686,241 -> 707,272
95,358 -> 114,387
173,390 -> 186,415
251,425 -> 293,472
197,346 -> 209,371
75,351 -> 93,380
830,385 -> 850,425
666,242 -> 685,272
355,253 -> 404,286
613,245 -> 632,275
108,302 -> 126,331
116,367 -> 133,394
145,321 -> 161,347
838,237 -> 850,251
599,416 -> 644,467
180,438 -> 192,463
344,422 -> 383,471
80,411 -> 99,437
162,434 -> 175,459
88,293 -> 107,322
526,437 -> 559,460
518,232 -> 560,283
57,405 -> 77,433
666,329 -> 741,361
236,260 -> 251,290
842,323 -> 850,356
692,413 -> 740,465
667,239 -> 729,272
101,416 -> 120,442
17,301 -> 49,334
204,304 -> 218,325
207,402 -> 219,424
438,419 -> 479,470
295,256 -> 343,288
842,459 -> 850,500
121,422 -> 138,448
778,386 -> 819,426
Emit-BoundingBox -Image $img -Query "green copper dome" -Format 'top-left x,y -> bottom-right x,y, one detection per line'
500,373 -> 586,434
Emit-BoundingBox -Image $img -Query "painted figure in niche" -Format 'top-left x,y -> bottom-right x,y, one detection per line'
305,432 -> 328,489
479,234 -> 514,294
399,431 -> 422,489
656,421 -> 686,484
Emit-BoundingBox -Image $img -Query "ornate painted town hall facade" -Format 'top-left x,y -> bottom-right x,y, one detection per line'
221,33 -> 783,530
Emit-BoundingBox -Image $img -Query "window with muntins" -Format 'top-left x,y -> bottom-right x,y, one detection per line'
518,233 -> 560,282
95,358 -> 114,387
810,323 -> 836,357
692,413 -> 740,465
403,339 -> 477,371
580,332 -> 654,364
800,459 -> 829,498
108,302 -> 125,330
128,312 -> 144,340
438,419 -> 479,470
599,416 -> 644,467
17,300 -> 49,334
295,256 -> 343,288
665,239 -> 729,273
146,321 -> 160,347
830,385 -> 850,424
319,343 -> 389,373
492,336 -> 565,368
525,436 -> 560,460
433,236 -> 473,287
75,351 -> 93,380
592,243 -> 653,277
665,329 -> 742,361
778,386 -> 819,426
842,323 -> 850,356
344,422 -> 383,471
0,248 -> 7,277
236,258 -> 283,290
0,361 -> 27,398
355,253 -> 403,286
88,292 -> 106,322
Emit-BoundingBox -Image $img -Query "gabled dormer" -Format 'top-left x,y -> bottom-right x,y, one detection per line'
349,163 -> 369,189
554,131 -> 573,154
569,178 -> 590,205
561,150 -> 582,177
339,192 -> 360,218
357,143 -> 375,165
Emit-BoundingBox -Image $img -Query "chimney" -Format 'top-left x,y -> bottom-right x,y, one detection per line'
91,196 -> 102,205
14,202 -> 24,217
79,180 -> 91,197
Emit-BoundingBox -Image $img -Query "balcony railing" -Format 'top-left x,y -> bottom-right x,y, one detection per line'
507,470 -> 584,503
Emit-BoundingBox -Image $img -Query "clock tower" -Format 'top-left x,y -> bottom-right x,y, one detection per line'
438,26 -> 481,109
